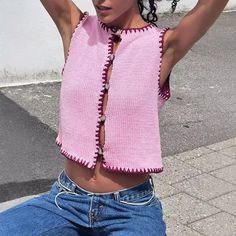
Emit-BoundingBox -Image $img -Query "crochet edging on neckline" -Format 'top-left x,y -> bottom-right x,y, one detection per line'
98,19 -> 155,34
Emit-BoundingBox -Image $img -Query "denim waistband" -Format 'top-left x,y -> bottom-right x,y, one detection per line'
56,169 -> 155,200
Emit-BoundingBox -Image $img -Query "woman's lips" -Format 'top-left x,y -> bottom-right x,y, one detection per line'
96,5 -> 112,14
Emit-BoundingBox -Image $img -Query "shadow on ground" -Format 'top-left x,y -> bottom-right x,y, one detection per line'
0,92 -> 63,202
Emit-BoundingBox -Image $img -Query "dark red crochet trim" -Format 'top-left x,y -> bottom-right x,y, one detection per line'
55,138 -> 93,168
93,34 -> 115,166
98,20 -> 155,34
61,11 -> 89,76
102,162 -> 164,174
158,27 -> 171,101
56,138 -> 164,173
55,138 -> 62,147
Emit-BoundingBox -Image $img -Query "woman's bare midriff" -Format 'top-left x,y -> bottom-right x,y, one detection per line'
64,157 -> 150,193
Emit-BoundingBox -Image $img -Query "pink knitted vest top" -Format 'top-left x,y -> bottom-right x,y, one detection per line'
55,11 -> 171,174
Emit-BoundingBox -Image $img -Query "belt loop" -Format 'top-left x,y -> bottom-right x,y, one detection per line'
58,169 -> 63,183
149,175 -> 155,193
113,192 -> 120,201
71,183 -> 76,193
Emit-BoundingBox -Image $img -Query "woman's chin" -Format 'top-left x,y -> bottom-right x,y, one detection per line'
98,16 -> 114,26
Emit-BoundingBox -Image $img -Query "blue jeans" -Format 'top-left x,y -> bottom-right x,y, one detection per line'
0,169 -> 166,235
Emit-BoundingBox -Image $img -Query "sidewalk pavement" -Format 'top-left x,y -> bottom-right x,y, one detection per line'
0,137 -> 235,235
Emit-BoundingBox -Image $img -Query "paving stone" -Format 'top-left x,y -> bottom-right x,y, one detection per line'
158,156 -> 203,185
218,146 -> 236,158
185,152 -> 235,173
174,147 -> 213,162
161,192 -> 220,225
151,175 -> 181,199
173,173 -> 235,201
188,212 -> 236,236
210,164 -> 236,185
206,137 -> 236,151
208,190 -> 236,216
164,216 -> 203,236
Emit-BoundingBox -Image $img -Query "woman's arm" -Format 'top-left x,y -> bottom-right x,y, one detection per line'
40,0 -> 83,37
165,0 -> 230,66
40,0 -> 84,62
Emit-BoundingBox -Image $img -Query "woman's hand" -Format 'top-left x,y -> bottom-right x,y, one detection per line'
164,0 -> 230,67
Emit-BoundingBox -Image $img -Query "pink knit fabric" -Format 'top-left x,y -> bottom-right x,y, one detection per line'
55,11 -> 171,174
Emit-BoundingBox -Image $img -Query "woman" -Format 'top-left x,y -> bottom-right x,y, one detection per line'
0,0 -> 229,235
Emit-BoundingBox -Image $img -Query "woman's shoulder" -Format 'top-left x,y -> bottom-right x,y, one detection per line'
77,11 -> 101,29
69,11 -> 97,38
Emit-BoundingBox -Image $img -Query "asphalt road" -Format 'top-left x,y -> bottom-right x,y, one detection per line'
0,11 -> 236,202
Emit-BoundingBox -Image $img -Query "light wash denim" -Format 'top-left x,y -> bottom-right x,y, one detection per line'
0,169 -> 166,235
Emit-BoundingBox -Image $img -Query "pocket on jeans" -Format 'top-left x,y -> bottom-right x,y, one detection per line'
119,191 -> 158,206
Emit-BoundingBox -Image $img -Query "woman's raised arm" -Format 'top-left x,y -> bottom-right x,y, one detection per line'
40,0 -> 83,37
165,0 -> 229,66
40,0 -> 84,62
40,0 -> 83,36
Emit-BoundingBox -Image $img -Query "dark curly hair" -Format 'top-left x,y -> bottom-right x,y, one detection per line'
138,0 -> 180,26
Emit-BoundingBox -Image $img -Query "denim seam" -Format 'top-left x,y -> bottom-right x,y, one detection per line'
89,195 -> 94,227
119,192 -> 156,206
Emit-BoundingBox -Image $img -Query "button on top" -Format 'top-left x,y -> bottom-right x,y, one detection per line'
112,35 -> 122,43
99,114 -> 106,122
98,146 -> 103,155
108,54 -> 115,61
113,29 -> 122,36
111,28 -> 122,43
110,27 -> 121,34
105,82 -> 110,91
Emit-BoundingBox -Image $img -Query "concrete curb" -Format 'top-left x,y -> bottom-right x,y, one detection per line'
0,195 -> 39,213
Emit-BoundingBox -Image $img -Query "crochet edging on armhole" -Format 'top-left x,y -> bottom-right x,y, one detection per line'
61,11 -> 89,76
157,27 -> 171,101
